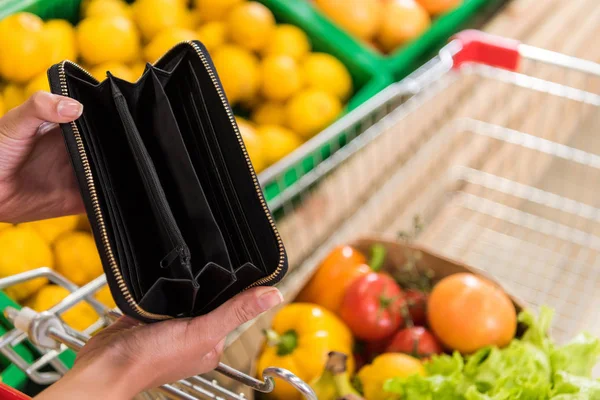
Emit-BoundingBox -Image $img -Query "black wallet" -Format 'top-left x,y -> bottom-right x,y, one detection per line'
47,41 -> 288,322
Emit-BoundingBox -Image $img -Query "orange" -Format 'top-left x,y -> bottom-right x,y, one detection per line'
76,16 -> 141,65
314,0 -> 381,40
428,273 -> 517,353
377,0 -> 431,53
260,55 -> 303,101
226,2 -> 275,52
417,0 -> 462,15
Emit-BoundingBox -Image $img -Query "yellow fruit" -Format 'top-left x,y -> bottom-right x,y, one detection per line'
260,55 -> 302,102
76,214 -> 92,232
314,0 -> 381,40
0,93 -> 4,117
20,216 -> 79,244
129,61 -> 147,79
45,19 -> 78,64
251,102 -> 286,126
256,125 -> 301,165
226,2 -> 275,52
0,13 -> 49,83
212,45 -> 259,105
27,285 -> 99,331
89,62 -> 135,81
133,0 -> 194,41
262,24 -> 310,60
286,89 -> 342,139
237,119 -> 266,173
77,16 -> 141,65
25,73 -> 51,98
2,84 -> 26,111
144,28 -> 197,62
0,226 -> 52,301
195,0 -> 244,22
84,0 -> 131,18
95,286 -> 116,309
378,0 -> 431,52
0,223 -> 11,231
303,53 -> 352,100
54,232 -> 102,286
196,21 -> 227,53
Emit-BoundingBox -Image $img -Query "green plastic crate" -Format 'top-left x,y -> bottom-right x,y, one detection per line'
262,0 -> 492,80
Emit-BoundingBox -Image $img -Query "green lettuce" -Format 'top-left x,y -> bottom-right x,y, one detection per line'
384,306 -> 600,400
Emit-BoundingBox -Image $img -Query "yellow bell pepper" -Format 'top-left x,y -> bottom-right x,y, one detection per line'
256,303 -> 354,400
357,353 -> 425,400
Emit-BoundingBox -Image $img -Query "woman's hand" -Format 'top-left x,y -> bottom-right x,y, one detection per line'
0,91 -> 85,223
36,286 -> 283,400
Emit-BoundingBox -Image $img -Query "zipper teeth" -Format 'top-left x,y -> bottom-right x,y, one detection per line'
186,41 -> 286,290
58,61 -> 170,321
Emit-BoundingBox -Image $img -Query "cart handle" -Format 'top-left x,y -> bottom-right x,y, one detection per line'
451,29 -> 521,71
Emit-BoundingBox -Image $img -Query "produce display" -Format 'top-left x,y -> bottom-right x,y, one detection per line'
312,0 -> 462,54
256,224 -> 600,399
0,0 -> 354,174
0,216 -> 115,330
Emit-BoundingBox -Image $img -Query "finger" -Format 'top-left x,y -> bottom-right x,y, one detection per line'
0,91 -> 83,141
191,287 -> 283,341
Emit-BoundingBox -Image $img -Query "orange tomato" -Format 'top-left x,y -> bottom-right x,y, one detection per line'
428,273 -> 517,354
296,246 -> 371,313
377,0 -> 431,53
416,0 -> 462,15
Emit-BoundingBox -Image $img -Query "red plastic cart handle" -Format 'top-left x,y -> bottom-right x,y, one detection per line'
451,30 -> 521,71
0,384 -> 30,400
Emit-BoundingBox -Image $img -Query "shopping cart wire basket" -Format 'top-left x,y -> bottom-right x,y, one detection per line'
1,29 -> 599,398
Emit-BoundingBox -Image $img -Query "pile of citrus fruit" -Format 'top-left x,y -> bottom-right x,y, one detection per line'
313,0 -> 462,53
0,0 -> 354,173
0,216 -> 115,331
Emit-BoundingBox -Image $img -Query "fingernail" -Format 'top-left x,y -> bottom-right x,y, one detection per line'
257,288 -> 283,312
57,99 -> 83,118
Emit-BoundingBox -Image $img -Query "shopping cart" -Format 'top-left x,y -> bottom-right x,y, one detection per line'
0,29 -> 599,398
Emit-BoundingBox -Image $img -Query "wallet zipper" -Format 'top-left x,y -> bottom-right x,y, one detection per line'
58,41 -> 286,320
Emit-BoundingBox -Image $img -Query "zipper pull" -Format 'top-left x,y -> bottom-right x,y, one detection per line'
160,246 -> 184,269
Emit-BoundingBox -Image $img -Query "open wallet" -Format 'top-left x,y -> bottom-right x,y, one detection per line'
47,41 -> 288,322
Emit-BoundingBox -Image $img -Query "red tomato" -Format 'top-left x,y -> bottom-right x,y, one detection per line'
386,327 -> 443,359
339,272 -> 405,340
405,289 -> 428,326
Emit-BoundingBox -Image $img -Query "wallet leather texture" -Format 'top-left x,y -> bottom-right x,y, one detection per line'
47,41 -> 288,322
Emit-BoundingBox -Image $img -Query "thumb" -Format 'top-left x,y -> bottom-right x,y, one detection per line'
0,91 -> 83,141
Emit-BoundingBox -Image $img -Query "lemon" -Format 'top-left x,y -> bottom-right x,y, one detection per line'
262,24 -> 310,60
303,53 -> 352,101
95,286 -> 117,309
45,19 -> 78,64
286,89 -> 342,139
251,102 -> 286,126
314,0 -> 381,40
0,223 -> 11,231
54,232 -> 102,286
226,2 -> 275,52
133,0 -> 194,41
256,125 -> 301,165
27,285 -> 99,331
77,16 -> 141,65
19,216 -> 79,244
89,62 -> 135,82
25,73 -> 51,98
144,28 -> 197,62
195,0 -> 244,22
0,93 -> 4,117
129,61 -> 147,80
237,119 -> 266,173
0,13 -> 49,83
2,84 -> 26,111
76,214 -> 92,232
0,226 -> 52,301
84,0 -> 131,18
196,21 -> 227,53
212,45 -> 259,105
260,55 -> 303,102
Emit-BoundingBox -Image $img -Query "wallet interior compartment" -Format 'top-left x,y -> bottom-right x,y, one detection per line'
127,68 -> 233,277
65,72 -> 193,299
